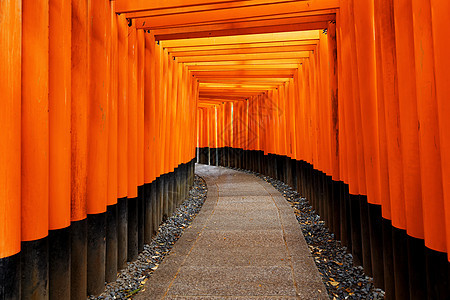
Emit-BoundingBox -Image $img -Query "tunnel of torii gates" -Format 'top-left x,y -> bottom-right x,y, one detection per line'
1,0 -> 450,299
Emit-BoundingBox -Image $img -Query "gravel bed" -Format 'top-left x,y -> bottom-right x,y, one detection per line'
90,175 -> 207,300
234,167 -> 385,300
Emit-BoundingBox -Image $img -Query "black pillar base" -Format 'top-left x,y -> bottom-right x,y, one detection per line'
71,218 -> 87,300
407,236 -> 427,300
49,226 -> 71,299
382,218 -> 396,299
137,185 -> 145,253
163,174 -> 169,221
87,212 -> 106,296
392,227 -> 410,300
349,194 -> 363,266
21,237 -> 49,300
151,180 -> 159,238
360,195 -> 373,276
127,197 -> 138,262
368,203 -> 384,290
144,183 -> 153,244
331,180 -> 341,240
168,172 -> 175,217
0,253 -> 20,300
425,247 -> 450,300
105,204 -> 118,283
117,197 -> 128,270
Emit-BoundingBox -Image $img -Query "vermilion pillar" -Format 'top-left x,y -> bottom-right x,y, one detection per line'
117,13 -> 129,270
411,0 -> 446,254
105,0 -> 118,284
136,29 -> 145,253
0,1 -> 21,298
430,0 -> 450,262
49,0 -> 72,297
352,0 -> 381,207
412,0 -> 448,298
21,0 -> 49,298
393,0 -> 426,298
71,0 -> 89,298
127,22 -> 139,262
87,0 -> 109,295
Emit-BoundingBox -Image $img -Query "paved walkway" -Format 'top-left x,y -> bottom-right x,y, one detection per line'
136,164 -> 327,299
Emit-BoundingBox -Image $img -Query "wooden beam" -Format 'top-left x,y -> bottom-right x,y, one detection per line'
132,1 -> 339,28
160,30 -> 320,47
198,78 -> 290,84
176,51 -> 310,62
154,21 -> 329,40
200,88 -> 270,93
166,40 -> 318,52
184,59 -> 306,66
169,45 -> 315,56
187,64 -> 300,71
200,82 -> 279,88
192,69 -> 294,76
199,95 -> 250,100
117,0 -> 298,14
199,98 -> 246,102
129,5 -> 334,23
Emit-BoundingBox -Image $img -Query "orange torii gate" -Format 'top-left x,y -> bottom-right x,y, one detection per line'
1,0 -> 450,299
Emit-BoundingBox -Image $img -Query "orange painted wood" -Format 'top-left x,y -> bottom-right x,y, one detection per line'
154,22 -> 329,40
87,0 -> 110,214
117,14 -> 129,199
430,0 -> 450,259
161,31 -> 319,48
144,32 -> 157,183
376,0 -> 407,229
412,0 -> 446,253
167,57 -> 176,171
177,52 -> 310,63
133,1 -> 339,29
124,0 -> 335,17
352,0 -> 381,204
373,0 -> 391,219
393,0 -> 423,238
137,29 -> 145,185
108,0 -> 118,206
327,21 -> 339,181
154,44 -> 163,177
71,0 -> 89,221
0,0 -> 21,257
21,0 -> 49,241
161,48 -> 169,174
49,0 -> 71,230
167,40 -> 319,54
116,0 -> 304,13
128,23 -> 138,198
152,17 -> 333,41
339,2 -> 359,194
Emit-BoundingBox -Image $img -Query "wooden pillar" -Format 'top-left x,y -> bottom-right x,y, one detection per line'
21,0 -> 49,298
86,0 -> 109,295
117,13 -> 129,271
127,21 -> 138,262
49,0 -> 72,297
0,1 -> 22,298
70,0 -> 89,298
412,0 -> 448,299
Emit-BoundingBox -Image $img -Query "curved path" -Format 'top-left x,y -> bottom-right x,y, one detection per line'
136,164 -> 327,299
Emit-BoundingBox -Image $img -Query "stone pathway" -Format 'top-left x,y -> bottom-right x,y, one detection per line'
135,164 -> 327,299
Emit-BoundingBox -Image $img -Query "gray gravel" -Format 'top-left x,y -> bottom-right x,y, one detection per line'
233,167 -> 385,300
91,166 -> 385,300
90,175 -> 207,300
